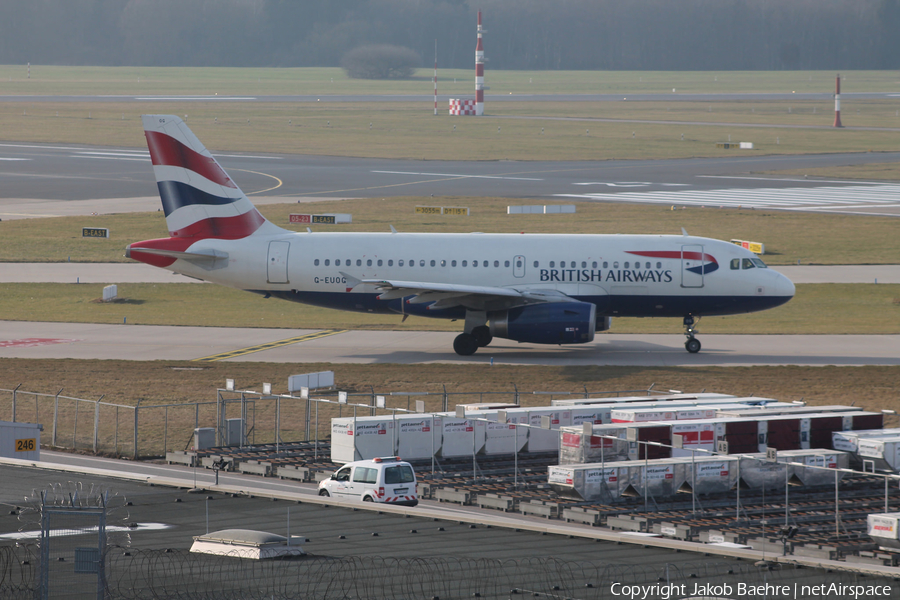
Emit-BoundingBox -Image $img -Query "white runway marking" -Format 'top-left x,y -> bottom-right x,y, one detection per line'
555,183 -> 900,213
373,170 -> 543,181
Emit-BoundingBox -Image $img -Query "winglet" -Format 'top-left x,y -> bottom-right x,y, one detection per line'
681,227 -> 689,236
390,225 -> 398,234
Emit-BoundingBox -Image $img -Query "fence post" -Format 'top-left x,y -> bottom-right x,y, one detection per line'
93,396 -> 103,454
164,406 -> 169,456
52,388 -> 63,446
12,383 -> 21,422
73,398 -> 79,449
133,401 -> 140,459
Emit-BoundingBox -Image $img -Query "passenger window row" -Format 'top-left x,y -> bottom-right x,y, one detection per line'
312,258 -> 664,269
313,258 -> 515,268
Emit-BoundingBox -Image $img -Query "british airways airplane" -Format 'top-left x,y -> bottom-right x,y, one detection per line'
127,115 -> 795,356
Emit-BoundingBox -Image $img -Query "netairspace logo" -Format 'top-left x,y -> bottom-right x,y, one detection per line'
609,581 -> 893,599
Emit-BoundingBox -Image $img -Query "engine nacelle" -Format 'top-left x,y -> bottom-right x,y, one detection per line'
596,316 -> 612,332
489,302 -> 596,345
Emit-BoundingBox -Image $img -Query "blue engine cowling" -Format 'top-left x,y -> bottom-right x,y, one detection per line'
489,302 -> 596,345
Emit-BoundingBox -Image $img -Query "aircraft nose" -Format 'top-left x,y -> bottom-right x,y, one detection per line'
775,272 -> 795,298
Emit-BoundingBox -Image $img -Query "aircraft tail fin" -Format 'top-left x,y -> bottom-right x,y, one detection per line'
142,114 -> 278,240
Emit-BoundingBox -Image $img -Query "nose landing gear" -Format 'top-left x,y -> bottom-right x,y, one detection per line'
683,315 -> 701,353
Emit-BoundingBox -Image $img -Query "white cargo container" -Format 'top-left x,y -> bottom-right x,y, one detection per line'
330,417 -> 393,463
717,405 -> 860,418
611,407 -> 719,423
868,513 -> 900,550
438,416 -> 481,457
394,416 -> 439,460
857,437 -> 900,472
549,456 -> 739,502
552,393 -> 735,407
519,408 -> 572,452
671,420 -> 721,458
833,428 -> 900,453
0,421 -> 41,461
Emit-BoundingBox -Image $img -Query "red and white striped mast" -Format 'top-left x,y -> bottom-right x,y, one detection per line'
475,11 -> 484,116
833,74 -> 843,128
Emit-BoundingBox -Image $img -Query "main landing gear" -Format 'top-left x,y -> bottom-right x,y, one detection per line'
453,325 -> 493,356
683,315 -> 701,354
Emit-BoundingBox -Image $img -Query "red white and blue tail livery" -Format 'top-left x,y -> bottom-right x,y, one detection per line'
128,115 -> 795,355
128,115 -> 285,268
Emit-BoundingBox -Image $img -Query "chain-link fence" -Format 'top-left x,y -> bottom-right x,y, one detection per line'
0,385 -> 660,459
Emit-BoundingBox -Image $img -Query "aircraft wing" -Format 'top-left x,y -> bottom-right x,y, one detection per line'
341,272 -> 577,312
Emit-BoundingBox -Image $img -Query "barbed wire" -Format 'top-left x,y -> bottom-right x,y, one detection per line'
102,549 -> 893,600
0,544 -> 38,600
2,543 -> 893,599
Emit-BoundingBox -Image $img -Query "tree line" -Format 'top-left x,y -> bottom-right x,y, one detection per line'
1,0 -> 898,70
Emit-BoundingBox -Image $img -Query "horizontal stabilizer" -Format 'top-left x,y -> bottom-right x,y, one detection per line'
126,245 -> 228,264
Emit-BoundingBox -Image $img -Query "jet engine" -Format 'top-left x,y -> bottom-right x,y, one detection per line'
489,302 -> 596,345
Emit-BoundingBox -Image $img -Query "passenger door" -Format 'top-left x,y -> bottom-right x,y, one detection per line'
681,245 -> 705,288
267,241 -> 290,284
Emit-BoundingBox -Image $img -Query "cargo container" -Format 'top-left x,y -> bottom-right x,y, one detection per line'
558,422 -> 671,464
437,416 -> 481,458
716,405 -> 860,419
549,456 -> 739,502
857,437 -> 900,472
551,393 -> 735,407
735,450 -> 849,489
331,417 -> 393,464
611,407 -> 719,423
833,428 -> 900,453
868,513 -> 900,550
330,415 -> 439,463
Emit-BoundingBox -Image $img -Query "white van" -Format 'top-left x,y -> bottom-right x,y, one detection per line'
318,456 -> 418,506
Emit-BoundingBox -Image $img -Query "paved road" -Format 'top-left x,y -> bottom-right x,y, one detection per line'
3,142 -> 900,218
1,321 -> 897,366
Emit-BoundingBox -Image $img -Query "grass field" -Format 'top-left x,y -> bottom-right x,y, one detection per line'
2,197 -> 897,265
3,100 -> 900,164
1,282 -> 896,334
2,66 -> 899,96
2,359 -> 899,417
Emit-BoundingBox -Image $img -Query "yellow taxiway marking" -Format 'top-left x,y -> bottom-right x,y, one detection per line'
193,329 -> 347,362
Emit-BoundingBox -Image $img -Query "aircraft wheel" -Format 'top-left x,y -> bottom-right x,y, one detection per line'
471,325 -> 493,347
453,333 -> 479,356
685,338 -> 701,354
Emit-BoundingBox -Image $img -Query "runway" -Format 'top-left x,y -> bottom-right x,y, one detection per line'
1,321 -> 897,366
3,141 -> 900,218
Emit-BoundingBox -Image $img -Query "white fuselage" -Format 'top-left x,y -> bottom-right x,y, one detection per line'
172,230 -> 794,319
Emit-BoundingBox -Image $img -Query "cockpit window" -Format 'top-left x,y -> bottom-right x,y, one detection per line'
742,258 -> 755,270
730,259 -> 740,270
750,258 -> 767,268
